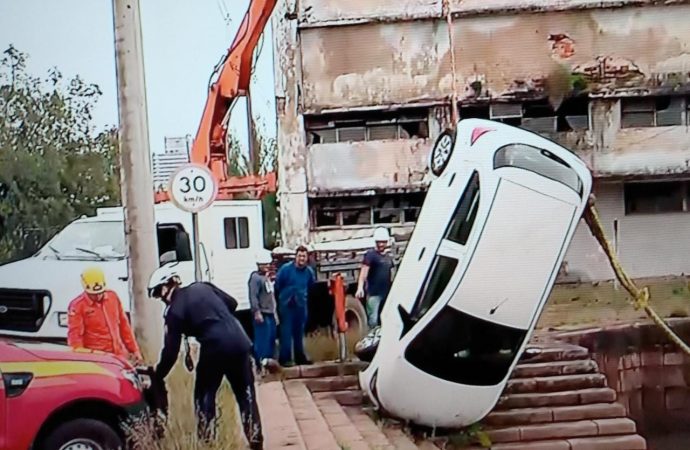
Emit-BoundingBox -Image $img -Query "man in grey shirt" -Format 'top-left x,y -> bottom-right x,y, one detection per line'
249,249 -> 278,373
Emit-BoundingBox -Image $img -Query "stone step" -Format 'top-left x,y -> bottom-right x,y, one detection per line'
518,344 -> 590,364
257,381 -> 307,450
464,434 -> 646,450
512,359 -> 598,379
314,397 -> 370,450
487,418 -> 638,444
312,389 -> 368,406
283,380 -> 341,450
497,387 -> 617,410
343,406 -> 396,449
379,423 -> 421,450
282,361 -> 368,379
485,403 -> 626,427
505,373 -> 607,394
301,374 -> 360,393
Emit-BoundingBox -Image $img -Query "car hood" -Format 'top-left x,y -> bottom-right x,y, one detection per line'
0,257 -> 129,308
9,340 -> 130,369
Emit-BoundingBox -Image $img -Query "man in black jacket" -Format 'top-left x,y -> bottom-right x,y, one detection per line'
147,263 -> 263,449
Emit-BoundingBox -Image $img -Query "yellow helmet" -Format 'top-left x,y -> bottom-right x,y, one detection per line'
81,267 -> 106,294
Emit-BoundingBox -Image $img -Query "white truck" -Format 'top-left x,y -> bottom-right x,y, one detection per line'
0,200 -> 265,341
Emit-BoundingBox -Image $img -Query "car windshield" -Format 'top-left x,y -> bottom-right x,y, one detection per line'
404,305 -> 528,386
41,221 -> 126,260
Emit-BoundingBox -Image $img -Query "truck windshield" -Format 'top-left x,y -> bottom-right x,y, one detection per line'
42,221 -> 126,260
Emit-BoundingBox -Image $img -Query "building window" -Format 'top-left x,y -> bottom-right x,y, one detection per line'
224,217 -> 250,249
459,96 -> 589,134
305,108 -> 430,145
621,96 -> 684,128
624,181 -> 686,215
310,192 -> 426,229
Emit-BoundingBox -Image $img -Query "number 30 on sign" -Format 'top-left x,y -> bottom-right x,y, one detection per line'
169,164 -> 218,213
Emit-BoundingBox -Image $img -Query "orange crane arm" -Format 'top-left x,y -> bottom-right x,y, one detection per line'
188,0 -> 278,200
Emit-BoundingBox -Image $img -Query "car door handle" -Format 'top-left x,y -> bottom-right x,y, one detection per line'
118,276 -> 129,281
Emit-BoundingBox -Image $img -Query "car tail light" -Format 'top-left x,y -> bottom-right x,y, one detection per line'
470,127 -> 494,146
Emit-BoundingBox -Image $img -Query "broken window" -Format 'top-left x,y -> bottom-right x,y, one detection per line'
309,191 -> 428,229
624,181 -> 685,214
459,97 -> 590,134
621,96 -> 684,128
557,95 -> 590,131
304,108 -> 429,144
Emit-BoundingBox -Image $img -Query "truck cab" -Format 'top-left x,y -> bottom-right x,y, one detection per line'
0,200 -> 264,340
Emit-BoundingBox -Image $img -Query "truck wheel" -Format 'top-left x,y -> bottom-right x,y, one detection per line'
41,418 -> 123,450
333,295 -> 369,339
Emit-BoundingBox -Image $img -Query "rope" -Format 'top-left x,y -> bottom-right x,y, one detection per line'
583,194 -> 690,356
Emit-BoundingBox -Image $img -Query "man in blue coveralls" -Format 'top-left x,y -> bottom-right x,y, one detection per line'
274,244 -> 315,367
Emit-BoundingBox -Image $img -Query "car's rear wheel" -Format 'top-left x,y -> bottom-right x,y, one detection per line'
429,129 -> 456,177
41,418 -> 123,450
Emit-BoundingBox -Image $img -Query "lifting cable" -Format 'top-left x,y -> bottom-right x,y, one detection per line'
584,194 -> 690,356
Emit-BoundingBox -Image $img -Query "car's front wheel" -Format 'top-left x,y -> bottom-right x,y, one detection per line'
41,418 -> 123,450
428,129 -> 456,177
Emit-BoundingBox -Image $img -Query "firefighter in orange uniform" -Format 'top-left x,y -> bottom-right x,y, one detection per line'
67,267 -> 143,363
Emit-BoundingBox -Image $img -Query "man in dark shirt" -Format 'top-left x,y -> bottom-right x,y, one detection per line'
147,263 -> 263,449
356,227 -> 395,327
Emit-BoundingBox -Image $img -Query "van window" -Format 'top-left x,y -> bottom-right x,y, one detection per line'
224,217 -> 250,249
494,144 -> 583,196
404,306 -> 528,386
156,223 -> 192,265
444,171 -> 480,245
409,256 -> 457,322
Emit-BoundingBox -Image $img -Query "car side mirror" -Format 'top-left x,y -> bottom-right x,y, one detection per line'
398,305 -> 415,337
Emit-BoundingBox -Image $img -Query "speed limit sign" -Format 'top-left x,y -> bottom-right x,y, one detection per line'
168,164 -> 218,213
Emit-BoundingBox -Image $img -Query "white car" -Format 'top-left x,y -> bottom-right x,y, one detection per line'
358,118 -> 592,428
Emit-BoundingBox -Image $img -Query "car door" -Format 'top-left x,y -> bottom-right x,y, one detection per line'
404,170 -> 481,325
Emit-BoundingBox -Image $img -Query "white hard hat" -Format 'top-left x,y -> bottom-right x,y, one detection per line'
147,262 -> 181,298
255,249 -> 273,265
373,227 -> 390,242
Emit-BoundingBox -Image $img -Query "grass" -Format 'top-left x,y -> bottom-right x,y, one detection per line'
304,328 -> 363,362
126,357 -> 245,450
538,276 -> 690,330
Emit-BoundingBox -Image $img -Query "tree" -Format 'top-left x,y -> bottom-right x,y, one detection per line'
226,114 -> 280,248
0,46 -> 121,263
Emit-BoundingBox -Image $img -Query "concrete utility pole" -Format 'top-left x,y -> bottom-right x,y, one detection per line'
112,0 -> 162,361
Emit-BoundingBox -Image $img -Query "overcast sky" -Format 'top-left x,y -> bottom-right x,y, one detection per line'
0,0 -> 276,154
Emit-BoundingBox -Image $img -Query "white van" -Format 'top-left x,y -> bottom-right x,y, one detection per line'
359,118 -> 592,428
0,200 -> 264,340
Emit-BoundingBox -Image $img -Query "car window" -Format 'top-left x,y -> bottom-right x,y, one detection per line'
409,256 -> 457,322
404,306 -> 528,386
494,144 -> 583,196
444,171 -> 480,245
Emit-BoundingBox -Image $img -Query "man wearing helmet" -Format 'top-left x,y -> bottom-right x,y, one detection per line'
248,249 -> 278,373
147,264 -> 263,449
356,227 -> 395,327
67,267 -> 142,363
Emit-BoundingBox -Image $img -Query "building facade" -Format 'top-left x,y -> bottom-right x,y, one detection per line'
272,0 -> 690,281
151,136 -> 191,189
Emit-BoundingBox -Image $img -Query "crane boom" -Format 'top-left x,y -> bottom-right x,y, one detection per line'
155,0 -> 278,203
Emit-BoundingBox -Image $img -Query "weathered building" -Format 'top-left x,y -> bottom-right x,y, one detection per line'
272,0 -> 690,281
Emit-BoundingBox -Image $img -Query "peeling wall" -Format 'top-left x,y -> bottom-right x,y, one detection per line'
307,139 -> 431,194
298,0 -> 690,26
299,4 -> 690,112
